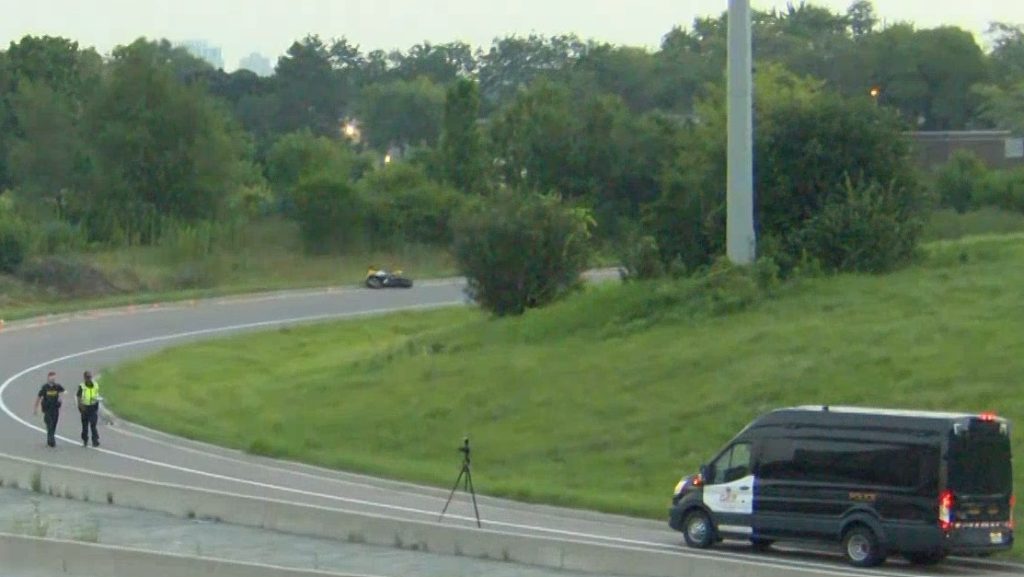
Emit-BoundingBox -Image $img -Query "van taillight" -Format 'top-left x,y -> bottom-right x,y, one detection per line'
939,490 -> 955,532
1011,495 -> 1017,529
980,412 -> 998,422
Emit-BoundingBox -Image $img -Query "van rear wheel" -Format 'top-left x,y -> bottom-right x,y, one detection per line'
682,510 -> 715,549
842,526 -> 885,568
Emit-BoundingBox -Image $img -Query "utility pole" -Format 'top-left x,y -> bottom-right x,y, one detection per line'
727,0 -> 756,265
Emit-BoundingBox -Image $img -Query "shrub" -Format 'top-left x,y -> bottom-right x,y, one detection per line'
975,168 -> 1024,214
359,164 -> 462,247
649,66 -> 926,273
292,173 -> 366,254
452,190 -> 595,316
0,220 -> 28,274
934,150 -> 986,214
16,257 -> 121,297
36,220 -> 89,255
618,234 -> 665,281
798,179 -> 923,274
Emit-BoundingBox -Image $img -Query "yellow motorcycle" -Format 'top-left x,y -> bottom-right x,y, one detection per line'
365,267 -> 414,289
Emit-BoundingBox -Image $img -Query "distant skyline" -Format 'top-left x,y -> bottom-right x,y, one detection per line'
1,1 -> 1021,71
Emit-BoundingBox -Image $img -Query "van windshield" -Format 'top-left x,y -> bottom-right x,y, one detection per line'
948,430 -> 1012,496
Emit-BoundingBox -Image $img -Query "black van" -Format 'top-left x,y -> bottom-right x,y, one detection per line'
668,406 -> 1014,567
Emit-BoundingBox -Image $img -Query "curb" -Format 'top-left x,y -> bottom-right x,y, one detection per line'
0,532 -> 377,577
0,452 -> 824,577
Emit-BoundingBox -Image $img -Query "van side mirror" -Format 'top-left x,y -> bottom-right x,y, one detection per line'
700,464 -> 712,484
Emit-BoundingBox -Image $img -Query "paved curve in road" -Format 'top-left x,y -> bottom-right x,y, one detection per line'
0,278 -> 1021,577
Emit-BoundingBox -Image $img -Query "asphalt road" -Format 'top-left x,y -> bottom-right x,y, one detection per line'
1,277 -> 1022,577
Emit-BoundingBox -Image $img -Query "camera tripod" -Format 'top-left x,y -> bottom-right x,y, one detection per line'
438,437 -> 482,528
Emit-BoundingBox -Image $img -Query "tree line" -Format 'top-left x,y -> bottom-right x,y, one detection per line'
1,1 -> 1023,313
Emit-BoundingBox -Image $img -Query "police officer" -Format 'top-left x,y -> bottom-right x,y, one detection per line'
76,371 -> 101,448
33,371 -> 65,448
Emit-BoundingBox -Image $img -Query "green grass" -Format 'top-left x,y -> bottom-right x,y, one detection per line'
923,207 -> 1024,242
103,234 -> 1024,530
0,218 -> 454,322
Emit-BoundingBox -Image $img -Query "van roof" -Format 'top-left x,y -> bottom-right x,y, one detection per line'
745,406 -> 1010,432
788,405 -> 987,421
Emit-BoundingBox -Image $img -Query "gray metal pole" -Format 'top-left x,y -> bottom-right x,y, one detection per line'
727,0 -> 756,265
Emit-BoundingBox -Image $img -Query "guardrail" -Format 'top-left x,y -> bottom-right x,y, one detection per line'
0,452 -> 801,577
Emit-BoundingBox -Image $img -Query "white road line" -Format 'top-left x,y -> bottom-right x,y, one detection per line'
0,300 -> 936,577
0,450 -> 914,577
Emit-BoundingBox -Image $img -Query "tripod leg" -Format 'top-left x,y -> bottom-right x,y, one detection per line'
465,466 -> 482,528
438,466 -> 466,522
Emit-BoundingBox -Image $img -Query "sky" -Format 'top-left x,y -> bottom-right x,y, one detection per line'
1,1 -> 1021,71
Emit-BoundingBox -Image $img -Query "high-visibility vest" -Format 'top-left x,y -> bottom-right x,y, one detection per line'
80,383 -> 100,406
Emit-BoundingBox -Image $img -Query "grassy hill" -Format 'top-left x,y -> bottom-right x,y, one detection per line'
104,232 -> 1024,526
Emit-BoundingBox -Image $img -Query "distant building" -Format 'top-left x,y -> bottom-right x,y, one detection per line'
239,52 -> 273,77
178,39 -> 224,69
908,131 -> 1024,171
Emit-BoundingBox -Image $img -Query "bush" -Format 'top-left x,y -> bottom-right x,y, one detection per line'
0,220 -> 28,274
650,66 -> 926,273
975,168 -> 1024,214
798,179 -> 922,274
16,256 -> 121,297
452,190 -> 595,316
359,164 -> 463,247
36,220 -> 89,255
618,234 -> 665,281
292,173 -> 367,254
934,150 -> 986,214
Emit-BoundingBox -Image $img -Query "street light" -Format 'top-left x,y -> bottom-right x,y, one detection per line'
869,86 -> 881,106
727,0 -> 756,265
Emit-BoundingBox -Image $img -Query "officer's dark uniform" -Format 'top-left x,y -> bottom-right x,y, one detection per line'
76,374 -> 100,447
37,381 -> 65,447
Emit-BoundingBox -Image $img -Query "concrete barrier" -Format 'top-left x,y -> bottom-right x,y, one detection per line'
0,532 -> 372,577
0,453 -> 817,577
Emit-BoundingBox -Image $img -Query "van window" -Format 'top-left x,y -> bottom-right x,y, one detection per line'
707,443 -> 752,484
758,438 -> 934,488
948,431 -> 1012,495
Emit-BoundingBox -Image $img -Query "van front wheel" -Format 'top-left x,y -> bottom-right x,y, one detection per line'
682,510 -> 715,549
842,526 -> 885,567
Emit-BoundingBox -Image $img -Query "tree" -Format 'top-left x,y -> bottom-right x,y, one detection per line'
0,51 -> 10,190
84,39 -> 249,242
452,190 -> 595,316
654,27 -> 721,112
846,0 -> 878,37
265,130 -> 363,212
390,41 -> 475,84
489,80 -> 574,193
988,23 -> 1024,86
1,36 -> 102,213
650,64 -> 925,272
855,25 -> 990,130
272,36 -> 346,136
292,172 -> 365,253
7,80 -> 89,217
439,78 -> 487,193
359,163 -> 462,246
570,45 -> 660,112
355,77 -> 445,151
974,81 -> 1024,133
477,34 -> 589,109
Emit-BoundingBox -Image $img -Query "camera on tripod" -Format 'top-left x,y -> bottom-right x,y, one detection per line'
439,435 -> 481,527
